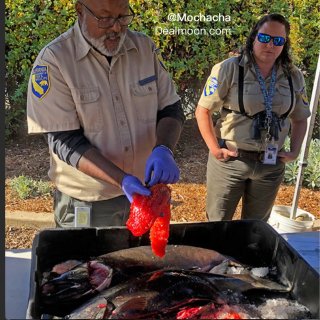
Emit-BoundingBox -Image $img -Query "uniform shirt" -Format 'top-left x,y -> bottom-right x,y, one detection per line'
198,54 -> 310,151
27,21 -> 180,201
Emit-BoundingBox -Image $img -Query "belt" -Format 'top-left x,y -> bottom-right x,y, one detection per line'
237,149 -> 264,161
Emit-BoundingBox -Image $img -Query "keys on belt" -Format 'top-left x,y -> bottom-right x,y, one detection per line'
237,149 -> 264,162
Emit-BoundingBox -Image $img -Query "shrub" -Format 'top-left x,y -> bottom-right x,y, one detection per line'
5,0 -> 319,139
283,138 -> 320,189
9,175 -> 53,199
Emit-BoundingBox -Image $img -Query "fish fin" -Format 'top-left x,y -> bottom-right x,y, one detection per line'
208,259 -> 230,274
229,274 -> 291,292
113,296 -> 149,315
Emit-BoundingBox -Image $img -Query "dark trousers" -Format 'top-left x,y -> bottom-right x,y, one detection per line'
53,190 -> 130,228
206,153 -> 285,222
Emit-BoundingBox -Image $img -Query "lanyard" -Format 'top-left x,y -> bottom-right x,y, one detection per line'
253,62 -> 277,140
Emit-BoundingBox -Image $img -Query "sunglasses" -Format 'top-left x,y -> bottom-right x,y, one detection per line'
257,33 -> 286,46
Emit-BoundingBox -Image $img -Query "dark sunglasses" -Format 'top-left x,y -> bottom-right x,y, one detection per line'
79,2 -> 135,29
257,33 -> 286,46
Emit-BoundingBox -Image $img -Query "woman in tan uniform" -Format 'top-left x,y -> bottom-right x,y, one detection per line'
195,13 -> 310,221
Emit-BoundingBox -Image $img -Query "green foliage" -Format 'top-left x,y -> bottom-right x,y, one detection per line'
283,138 -> 320,189
5,0 -> 319,137
304,139 -> 320,189
9,175 -> 53,199
5,0 -> 76,139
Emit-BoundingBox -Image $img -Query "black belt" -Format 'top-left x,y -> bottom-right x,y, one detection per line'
237,149 -> 264,161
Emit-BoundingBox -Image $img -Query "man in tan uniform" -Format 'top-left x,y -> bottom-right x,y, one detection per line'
196,14 -> 310,222
27,0 -> 184,227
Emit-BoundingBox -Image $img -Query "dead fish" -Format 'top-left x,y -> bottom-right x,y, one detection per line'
97,245 -> 228,280
41,260 -> 113,306
66,269 -> 289,319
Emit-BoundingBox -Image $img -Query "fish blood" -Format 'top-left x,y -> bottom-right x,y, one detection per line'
127,184 -> 171,257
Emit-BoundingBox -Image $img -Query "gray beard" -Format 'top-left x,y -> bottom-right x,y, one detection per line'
81,21 -> 126,56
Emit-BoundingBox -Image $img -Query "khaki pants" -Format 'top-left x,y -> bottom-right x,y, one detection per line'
53,190 -> 130,228
206,153 -> 285,222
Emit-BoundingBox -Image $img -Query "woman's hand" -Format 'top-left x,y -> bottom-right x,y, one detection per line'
212,147 -> 238,162
277,151 -> 299,163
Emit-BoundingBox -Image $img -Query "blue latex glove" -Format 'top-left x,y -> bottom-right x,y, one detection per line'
145,145 -> 180,186
121,174 -> 151,203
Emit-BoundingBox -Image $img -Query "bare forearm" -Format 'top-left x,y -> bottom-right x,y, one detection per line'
155,117 -> 183,151
290,118 -> 308,157
195,105 -> 219,153
77,148 -> 126,188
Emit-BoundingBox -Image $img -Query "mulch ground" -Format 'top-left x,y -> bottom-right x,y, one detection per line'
5,119 -> 320,249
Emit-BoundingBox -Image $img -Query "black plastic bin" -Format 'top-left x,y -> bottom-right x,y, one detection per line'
26,220 -> 319,319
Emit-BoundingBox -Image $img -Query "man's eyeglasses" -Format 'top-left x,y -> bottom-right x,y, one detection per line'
79,2 -> 135,29
257,33 -> 286,46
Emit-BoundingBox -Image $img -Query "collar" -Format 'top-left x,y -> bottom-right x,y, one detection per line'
238,53 -> 249,67
239,53 -> 285,78
74,21 -> 138,61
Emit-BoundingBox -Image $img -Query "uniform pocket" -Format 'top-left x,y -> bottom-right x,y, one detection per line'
243,81 -> 261,95
131,79 -> 158,123
242,81 -> 265,115
70,87 -> 102,132
276,83 -> 293,115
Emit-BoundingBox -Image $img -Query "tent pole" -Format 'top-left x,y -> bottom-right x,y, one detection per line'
290,53 -> 320,219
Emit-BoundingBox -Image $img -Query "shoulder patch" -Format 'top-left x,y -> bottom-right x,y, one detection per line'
31,65 -> 50,99
204,76 -> 218,97
155,48 -> 167,71
299,87 -> 309,106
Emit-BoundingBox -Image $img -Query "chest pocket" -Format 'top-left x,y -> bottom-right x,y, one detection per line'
275,83 -> 294,115
242,81 -> 265,115
70,87 -> 102,132
131,77 -> 158,123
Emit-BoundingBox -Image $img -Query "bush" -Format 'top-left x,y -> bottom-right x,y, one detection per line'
5,0 -> 319,138
9,175 -> 53,199
283,138 -> 320,189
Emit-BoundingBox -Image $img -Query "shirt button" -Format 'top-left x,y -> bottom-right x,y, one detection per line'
148,86 -> 152,91
120,120 -> 125,126
115,96 -> 119,101
124,146 -> 129,152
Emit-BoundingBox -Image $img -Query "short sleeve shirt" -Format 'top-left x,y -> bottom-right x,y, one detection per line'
27,21 -> 180,201
198,54 -> 310,151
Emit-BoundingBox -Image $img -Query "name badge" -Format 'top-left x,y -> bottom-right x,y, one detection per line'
263,143 -> 278,165
74,206 -> 91,227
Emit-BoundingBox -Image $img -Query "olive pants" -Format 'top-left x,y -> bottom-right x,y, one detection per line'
206,153 -> 285,222
53,190 -> 130,228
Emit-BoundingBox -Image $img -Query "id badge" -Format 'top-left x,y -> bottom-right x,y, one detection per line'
74,206 -> 91,227
263,143 -> 278,165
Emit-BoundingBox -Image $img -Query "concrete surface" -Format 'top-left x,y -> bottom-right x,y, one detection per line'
5,249 -> 32,319
5,210 -> 55,228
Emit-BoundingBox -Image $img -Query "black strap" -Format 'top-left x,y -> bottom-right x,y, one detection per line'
238,63 -> 245,115
237,55 -> 293,119
281,74 -> 294,119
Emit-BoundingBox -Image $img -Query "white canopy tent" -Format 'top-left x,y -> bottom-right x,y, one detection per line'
290,53 -> 320,219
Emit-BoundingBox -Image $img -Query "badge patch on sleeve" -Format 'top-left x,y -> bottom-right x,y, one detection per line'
31,65 -> 50,99
299,87 -> 309,106
204,76 -> 218,96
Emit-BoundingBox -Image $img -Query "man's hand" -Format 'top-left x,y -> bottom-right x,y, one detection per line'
145,145 -> 179,186
121,175 -> 151,203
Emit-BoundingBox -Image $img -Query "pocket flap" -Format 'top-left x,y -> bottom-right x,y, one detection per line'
71,87 -> 100,103
131,81 -> 157,96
